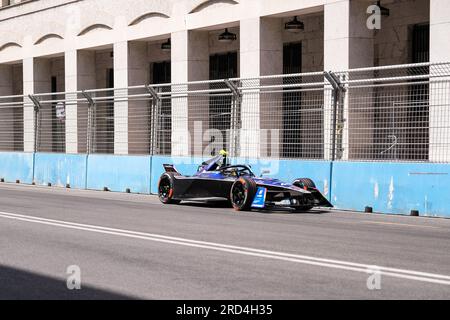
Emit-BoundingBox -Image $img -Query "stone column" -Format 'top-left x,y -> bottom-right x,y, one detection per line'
23,57 -> 35,153
430,0 -> 450,162
65,50 -> 79,154
113,40 -> 129,155
171,30 -> 209,157
324,0 -> 374,160
128,41 -> 149,155
240,17 -> 283,159
170,30 -> 190,157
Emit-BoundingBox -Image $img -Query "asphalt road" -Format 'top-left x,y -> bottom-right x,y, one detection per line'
0,183 -> 449,300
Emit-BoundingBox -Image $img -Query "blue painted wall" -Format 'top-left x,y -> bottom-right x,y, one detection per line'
1,151 -> 449,217
0,152 -> 34,184
34,153 -> 87,189
87,154 -> 151,194
331,162 -> 450,217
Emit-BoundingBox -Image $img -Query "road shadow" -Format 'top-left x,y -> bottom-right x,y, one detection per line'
0,265 -> 135,300
179,201 -> 330,215
254,208 -> 330,215
180,200 -> 233,209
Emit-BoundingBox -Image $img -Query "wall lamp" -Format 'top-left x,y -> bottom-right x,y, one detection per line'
161,38 -> 171,52
218,28 -> 237,43
285,16 -> 304,33
377,0 -> 390,17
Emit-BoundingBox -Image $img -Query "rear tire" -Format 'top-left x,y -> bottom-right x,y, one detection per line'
230,177 -> 257,211
158,172 -> 181,205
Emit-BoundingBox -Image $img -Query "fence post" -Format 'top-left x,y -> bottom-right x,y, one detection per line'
224,79 -> 241,158
82,91 -> 95,154
146,85 -> 161,156
324,72 -> 345,161
28,94 -> 41,153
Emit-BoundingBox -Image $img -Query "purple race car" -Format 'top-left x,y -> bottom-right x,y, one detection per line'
158,153 -> 333,212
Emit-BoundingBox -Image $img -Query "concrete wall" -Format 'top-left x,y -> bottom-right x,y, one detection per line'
0,151 -> 34,184
282,13 -> 324,73
374,0 -> 430,66
0,0 -> 432,70
331,161 -> 450,217
0,63 -> 23,152
34,153 -> 87,189
86,154 -> 151,193
0,65 -> 15,151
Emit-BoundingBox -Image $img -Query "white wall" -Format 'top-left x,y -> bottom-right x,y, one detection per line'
0,0 -> 443,159
430,0 -> 450,162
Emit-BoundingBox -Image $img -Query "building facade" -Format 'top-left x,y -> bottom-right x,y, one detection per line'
0,0 -> 448,155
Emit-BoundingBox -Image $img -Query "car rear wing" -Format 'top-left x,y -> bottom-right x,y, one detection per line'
163,164 -> 180,174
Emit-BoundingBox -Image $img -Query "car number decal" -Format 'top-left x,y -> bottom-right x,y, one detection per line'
251,187 -> 267,209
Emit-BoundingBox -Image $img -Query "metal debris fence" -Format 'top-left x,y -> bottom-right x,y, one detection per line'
0,62 -> 450,163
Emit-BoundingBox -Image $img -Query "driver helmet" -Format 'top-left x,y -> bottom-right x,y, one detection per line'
219,149 -> 229,167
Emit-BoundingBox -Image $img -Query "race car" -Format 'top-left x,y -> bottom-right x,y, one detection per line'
157,152 -> 333,212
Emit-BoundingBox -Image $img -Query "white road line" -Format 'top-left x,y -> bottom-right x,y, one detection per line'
363,220 -> 444,229
0,211 -> 450,286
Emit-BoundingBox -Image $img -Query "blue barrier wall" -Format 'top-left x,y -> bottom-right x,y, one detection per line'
2,152 -> 449,217
0,152 -> 34,184
34,153 -> 87,189
331,162 -> 450,217
87,155 -> 151,194
150,156 -> 332,197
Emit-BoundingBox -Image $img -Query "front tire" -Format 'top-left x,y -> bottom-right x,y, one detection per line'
230,177 -> 257,211
158,173 -> 181,205
292,178 -> 316,212
293,178 -> 316,190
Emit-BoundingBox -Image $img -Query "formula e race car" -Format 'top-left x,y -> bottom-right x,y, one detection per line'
157,152 -> 333,212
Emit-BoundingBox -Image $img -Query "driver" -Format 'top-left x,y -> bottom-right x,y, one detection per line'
218,150 -> 239,177
219,149 -> 229,168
